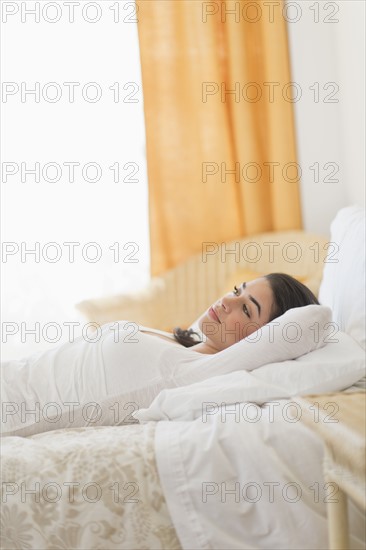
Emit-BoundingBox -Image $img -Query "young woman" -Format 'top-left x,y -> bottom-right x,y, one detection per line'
1,273 -> 321,436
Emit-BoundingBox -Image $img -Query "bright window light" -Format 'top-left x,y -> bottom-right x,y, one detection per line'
1,1 -> 150,360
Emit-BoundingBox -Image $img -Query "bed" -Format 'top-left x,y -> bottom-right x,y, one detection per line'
1,205 -> 365,549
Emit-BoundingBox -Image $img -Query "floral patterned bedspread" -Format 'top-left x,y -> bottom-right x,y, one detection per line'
1,423 -> 182,550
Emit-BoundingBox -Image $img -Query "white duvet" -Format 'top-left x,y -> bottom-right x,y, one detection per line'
135,331 -> 366,550
155,401 -> 365,550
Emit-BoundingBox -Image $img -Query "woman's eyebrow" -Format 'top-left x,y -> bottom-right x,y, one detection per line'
241,282 -> 261,317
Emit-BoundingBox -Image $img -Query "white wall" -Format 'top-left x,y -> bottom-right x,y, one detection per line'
287,0 -> 365,234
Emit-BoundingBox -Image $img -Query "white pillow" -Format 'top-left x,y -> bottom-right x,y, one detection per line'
134,332 -> 365,422
319,205 -> 365,349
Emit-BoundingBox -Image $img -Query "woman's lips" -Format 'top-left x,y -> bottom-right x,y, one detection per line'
208,306 -> 220,323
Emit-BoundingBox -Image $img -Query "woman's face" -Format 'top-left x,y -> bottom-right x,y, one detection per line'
197,277 -> 274,352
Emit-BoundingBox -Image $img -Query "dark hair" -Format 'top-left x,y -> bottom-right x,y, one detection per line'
173,272 -> 319,347
172,327 -> 203,348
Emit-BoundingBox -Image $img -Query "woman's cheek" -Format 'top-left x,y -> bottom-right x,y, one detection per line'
221,320 -> 243,345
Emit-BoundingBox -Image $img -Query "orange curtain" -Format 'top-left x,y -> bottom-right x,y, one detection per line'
137,0 -> 302,277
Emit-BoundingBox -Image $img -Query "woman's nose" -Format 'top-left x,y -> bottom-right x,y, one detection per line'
221,295 -> 234,311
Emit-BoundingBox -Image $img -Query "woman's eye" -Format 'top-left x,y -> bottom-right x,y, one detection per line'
233,286 -> 250,317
